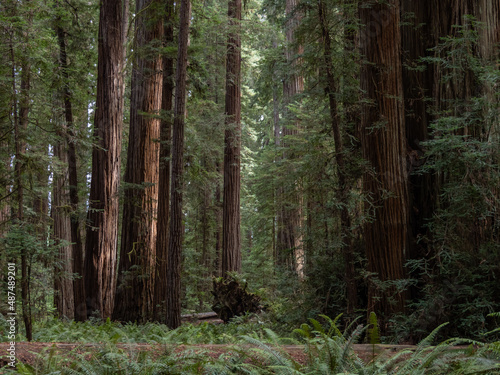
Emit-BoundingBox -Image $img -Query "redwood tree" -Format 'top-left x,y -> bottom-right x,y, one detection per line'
222,0 -> 242,276
114,0 -> 163,322
166,0 -> 190,329
359,0 -> 409,321
153,0 -> 175,321
276,0 -> 304,276
52,138 -> 74,320
84,0 -> 126,319
55,17 -> 86,321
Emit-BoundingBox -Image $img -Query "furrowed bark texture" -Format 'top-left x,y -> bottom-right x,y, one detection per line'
400,0 -> 435,289
359,0 -> 408,320
84,0 -> 125,319
114,0 -> 163,322
56,21 -> 86,321
166,0 -> 190,329
401,0 -> 500,268
52,140 -> 74,320
222,0 -> 242,276
154,0 -> 175,321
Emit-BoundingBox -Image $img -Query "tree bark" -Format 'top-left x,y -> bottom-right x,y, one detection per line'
154,0 -> 175,321
84,0 -> 126,319
276,0 -> 304,277
114,0 -> 163,322
359,0 -> 409,322
52,139 -> 74,320
214,161 -> 222,278
222,0 -> 242,276
55,18 -> 87,321
166,0 -> 190,329
12,20 -> 33,339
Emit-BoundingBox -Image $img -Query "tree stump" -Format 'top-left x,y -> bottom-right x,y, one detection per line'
211,277 -> 261,322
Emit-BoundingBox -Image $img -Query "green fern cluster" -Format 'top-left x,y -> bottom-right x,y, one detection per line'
2,314 -> 500,374
11,344 -> 213,375
27,318 -> 172,344
28,315 -> 271,346
238,314 -> 500,375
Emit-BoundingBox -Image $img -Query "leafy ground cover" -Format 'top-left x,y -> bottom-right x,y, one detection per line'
1,314 -> 499,374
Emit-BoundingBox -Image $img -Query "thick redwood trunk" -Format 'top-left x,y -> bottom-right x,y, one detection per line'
114,0 -> 163,322
359,0 -> 409,321
222,0 -> 242,276
55,20 -> 86,321
166,0 -> 190,329
84,0 -> 126,319
154,0 -> 175,321
400,0 -> 500,303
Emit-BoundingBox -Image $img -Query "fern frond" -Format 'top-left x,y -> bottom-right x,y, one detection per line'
368,312 -> 380,346
267,364 -> 306,375
418,322 -> 449,347
341,324 -> 366,371
241,334 -> 303,374
318,313 -> 344,338
310,318 -> 326,335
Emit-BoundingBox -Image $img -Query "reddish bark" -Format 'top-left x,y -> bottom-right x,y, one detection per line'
84,0 -> 126,319
114,0 -> 163,322
166,0 -> 191,329
222,0 -> 242,276
359,0 -> 409,320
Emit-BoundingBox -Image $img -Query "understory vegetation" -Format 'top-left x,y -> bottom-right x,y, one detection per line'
2,314 -> 500,374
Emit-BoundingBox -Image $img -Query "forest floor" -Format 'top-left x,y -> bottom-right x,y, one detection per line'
0,341 -> 419,369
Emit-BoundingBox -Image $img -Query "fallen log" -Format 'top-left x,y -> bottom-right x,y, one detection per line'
181,312 -> 219,321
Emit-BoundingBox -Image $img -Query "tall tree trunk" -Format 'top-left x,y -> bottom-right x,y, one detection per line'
222,0 -> 242,276
84,0 -> 126,319
359,0 -> 409,323
114,0 -> 163,322
55,18 -> 87,321
154,0 -> 175,321
214,161 -> 222,278
476,1 -> 500,143
276,0 -> 304,276
400,0 -> 500,300
317,0 -> 357,315
166,0 -> 190,329
52,139 -> 74,320
201,180 -> 211,283
399,0 -> 438,304
272,39 -> 280,267
12,25 -> 33,339
7,0 -> 34,340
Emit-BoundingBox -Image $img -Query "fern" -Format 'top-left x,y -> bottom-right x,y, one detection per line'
240,332 -> 303,374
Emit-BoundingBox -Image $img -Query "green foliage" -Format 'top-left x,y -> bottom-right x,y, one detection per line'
24,316 -> 277,345
2,317 -> 500,374
399,17 -> 500,342
368,312 -> 380,346
1,0 -> 499,355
